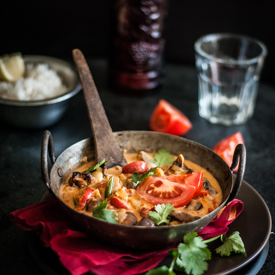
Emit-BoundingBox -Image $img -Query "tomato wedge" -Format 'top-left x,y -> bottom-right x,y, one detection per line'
77,187 -> 93,211
162,172 -> 203,198
137,173 -> 203,207
149,100 -> 192,136
212,132 -> 244,172
122,161 -> 149,174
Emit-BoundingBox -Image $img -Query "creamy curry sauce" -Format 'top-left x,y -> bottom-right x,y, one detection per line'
59,151 -> 222,226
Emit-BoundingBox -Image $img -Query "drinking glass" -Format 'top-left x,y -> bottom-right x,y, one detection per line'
194,33 -> 267,125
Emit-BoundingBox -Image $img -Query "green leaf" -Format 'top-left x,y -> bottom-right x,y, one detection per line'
168,248 -> 179,259
145,231 -> 245,275
149,203 -> 174,225
175,232 -> 211,275
86,159 -> 108,173
151,148 -> 174,166
145,266 -> 176,275
168,249 -> 180,271
131,167 -> 157,186
215,231 -> 246,257
92,201 -> 118,224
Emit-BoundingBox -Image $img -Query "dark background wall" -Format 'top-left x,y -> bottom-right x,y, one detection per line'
1,0 -> 274,84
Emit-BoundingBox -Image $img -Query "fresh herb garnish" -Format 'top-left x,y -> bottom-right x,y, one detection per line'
86,159 -> 108,173
146,231 -> 245,275
145,266 -> 175,275
215,231 -> 246,256
175,232 -> 211,275
151,148 -> 174,166
149,203 -> 174,225
92,201 -> 118,224
146,251 -> 177,275
131,167 -> 157,186
130,148 -> 173,186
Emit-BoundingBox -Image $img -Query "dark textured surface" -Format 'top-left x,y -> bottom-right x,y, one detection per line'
2,1 -> 275,85
0,59 -> 274,274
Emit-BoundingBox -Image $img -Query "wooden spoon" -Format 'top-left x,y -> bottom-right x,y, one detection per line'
72,49 -> 127,169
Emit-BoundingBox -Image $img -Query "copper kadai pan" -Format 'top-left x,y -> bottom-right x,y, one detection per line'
41,130 -> 246,250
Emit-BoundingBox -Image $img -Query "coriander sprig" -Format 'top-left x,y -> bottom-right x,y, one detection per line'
151,148 -> 174,166
146,231 -> 246,275
215,231 -> 246,256
92,201 -> 117,224
131,148 -> 174,187
149,203 -> 174,225
131,167 -> 157,186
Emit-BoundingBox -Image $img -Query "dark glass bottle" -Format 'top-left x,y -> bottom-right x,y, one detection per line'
110,0 -> 168,94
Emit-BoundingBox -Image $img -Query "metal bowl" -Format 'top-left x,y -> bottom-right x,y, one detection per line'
0,55 -> 81,129
41,130 -> 246,250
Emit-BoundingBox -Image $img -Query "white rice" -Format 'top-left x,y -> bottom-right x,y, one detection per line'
0,63 -> 67,100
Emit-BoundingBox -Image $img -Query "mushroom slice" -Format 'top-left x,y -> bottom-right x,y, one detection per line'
203,178 -> 218,195
170,210 -> 200,223
138,151 -> 157,169
166,154 -> 194,175
137,217 -> 155,227
126,179 -> 136,189
69,171 -> 98,188
186,199 -> 202,211
121,212 -> 138,226
69,172 -> 88,188
86,198 -> 103,212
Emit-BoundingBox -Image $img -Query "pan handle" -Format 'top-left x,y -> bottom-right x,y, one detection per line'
41,130 -> 56,189
227,143 -> 246,202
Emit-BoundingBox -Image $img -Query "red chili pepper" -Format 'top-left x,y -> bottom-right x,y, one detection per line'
77,187 -> 93,211
110,197 -> 129,209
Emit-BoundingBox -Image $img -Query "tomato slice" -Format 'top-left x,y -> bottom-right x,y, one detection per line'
212,132 -> 244,172
77,187 -> 93,211
122,161 -> 149,174
162,172 -> 203,198
149,100 -> 192,136
137,176 -> 196,207
110,197 -> 129,209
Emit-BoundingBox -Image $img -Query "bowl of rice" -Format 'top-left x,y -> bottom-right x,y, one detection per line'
0,55 -> 81,129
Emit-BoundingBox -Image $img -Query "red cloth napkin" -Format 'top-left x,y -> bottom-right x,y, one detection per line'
10,198 -> 243,275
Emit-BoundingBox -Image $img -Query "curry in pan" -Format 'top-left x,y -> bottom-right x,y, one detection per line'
59,148 -> 222,227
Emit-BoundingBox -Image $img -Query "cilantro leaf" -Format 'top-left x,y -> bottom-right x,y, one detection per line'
151,148 -> 174,166
146,249 -> 178,275
149,203 -> 174,225
146,231 -> 245,275
92,201 -> 118,224
86,159 -> 108,173
175,232 -> 211,275
168,248 -> 179,259
215,231 -> 246,257
145,266 -> 176,275
131,167 -> 157,186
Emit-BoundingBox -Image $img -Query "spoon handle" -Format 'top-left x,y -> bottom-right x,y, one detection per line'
72,49 -> 127,168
